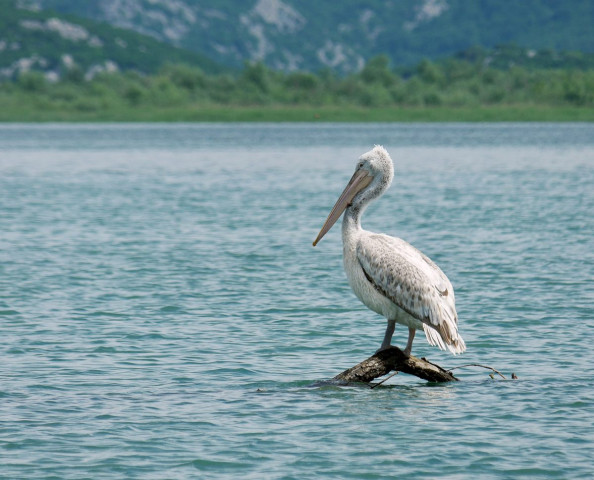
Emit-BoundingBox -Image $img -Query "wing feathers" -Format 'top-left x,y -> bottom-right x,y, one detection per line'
357,234 -> 465,354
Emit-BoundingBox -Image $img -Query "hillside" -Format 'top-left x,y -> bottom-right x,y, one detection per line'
0,0 -> 225,81
23,0 -> 594,73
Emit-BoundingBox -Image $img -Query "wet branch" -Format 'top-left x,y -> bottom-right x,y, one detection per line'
333,346 -> 458,384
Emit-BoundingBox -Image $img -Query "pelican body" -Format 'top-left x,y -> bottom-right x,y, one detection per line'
313,146 -> 465,355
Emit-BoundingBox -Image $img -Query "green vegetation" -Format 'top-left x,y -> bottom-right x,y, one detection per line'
1,55 -> 593,122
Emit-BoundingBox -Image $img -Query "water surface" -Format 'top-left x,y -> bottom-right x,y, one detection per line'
1,123 -> 593,479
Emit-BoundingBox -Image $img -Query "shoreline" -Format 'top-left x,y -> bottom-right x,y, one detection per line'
1,105 -> 593,123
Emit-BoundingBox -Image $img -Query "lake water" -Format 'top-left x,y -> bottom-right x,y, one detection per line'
1,123 -> 593,479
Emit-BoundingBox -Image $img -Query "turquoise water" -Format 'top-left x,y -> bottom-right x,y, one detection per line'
1,123 -> 593,479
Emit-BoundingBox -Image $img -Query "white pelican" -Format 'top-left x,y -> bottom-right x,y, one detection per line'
313,146 -> 465,355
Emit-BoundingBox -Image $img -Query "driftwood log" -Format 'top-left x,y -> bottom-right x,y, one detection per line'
334,346 -> 458,384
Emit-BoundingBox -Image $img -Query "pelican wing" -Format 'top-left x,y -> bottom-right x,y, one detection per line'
356,233 -> 465,353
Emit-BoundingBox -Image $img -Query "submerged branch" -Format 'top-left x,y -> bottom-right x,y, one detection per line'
446,363 -> 508,379
334,346 -> 458,384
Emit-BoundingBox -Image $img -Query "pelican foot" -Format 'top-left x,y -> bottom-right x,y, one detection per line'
375,344 -> 392,354
375,345 -> 412,357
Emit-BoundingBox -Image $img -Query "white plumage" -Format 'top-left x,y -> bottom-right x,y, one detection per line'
313,146 -> 465,355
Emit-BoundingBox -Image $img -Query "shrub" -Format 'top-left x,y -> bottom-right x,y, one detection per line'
18,71 -> 47,92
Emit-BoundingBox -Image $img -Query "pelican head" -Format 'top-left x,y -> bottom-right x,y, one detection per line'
313,146 -> 394,246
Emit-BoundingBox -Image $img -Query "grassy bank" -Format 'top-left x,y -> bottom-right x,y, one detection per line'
2,56 -> 593,122
1,104 -> 593,122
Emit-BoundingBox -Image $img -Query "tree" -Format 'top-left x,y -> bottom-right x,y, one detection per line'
18,71 -> 47,92
241,62 -> 270,93
417,59 -> 444,84
360,55 -> 397,87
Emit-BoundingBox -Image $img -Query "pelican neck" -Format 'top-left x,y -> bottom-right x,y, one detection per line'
342,206 -> 362,239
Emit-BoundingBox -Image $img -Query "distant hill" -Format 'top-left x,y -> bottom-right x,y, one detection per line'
23,0 -> 594,73
452,45 -> 594,72
0,0 -> 226,81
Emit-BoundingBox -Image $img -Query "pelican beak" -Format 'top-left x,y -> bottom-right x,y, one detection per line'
313,169 -> 373,246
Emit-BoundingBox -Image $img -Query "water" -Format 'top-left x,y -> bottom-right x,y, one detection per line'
1,123 -> 593,479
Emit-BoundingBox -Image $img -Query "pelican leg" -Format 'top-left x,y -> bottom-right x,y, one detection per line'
403,328 -> 416,356
377,319 -> 396,352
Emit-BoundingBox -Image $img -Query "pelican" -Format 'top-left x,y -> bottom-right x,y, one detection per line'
313,146 -> 465,356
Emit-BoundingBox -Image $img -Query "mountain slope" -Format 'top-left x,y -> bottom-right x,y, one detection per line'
25,0 -> 594,73
0,0 -> 225,80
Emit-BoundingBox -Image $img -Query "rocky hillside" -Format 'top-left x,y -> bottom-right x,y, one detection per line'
21,0 -> 594,73
0,0 -> 225,81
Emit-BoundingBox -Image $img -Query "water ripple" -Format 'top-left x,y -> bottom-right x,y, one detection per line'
1,123 -> 593,479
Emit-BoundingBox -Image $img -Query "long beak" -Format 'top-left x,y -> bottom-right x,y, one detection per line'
313,169 -> 373,246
